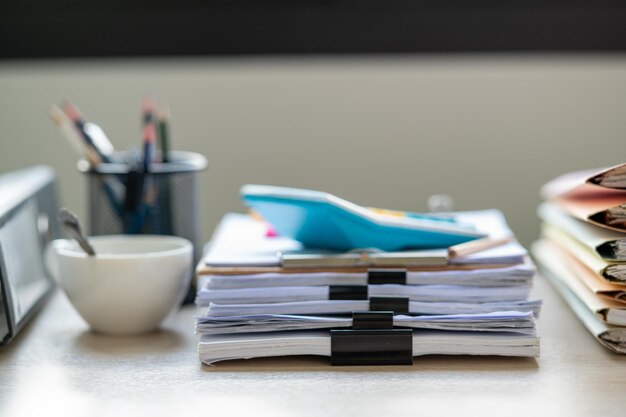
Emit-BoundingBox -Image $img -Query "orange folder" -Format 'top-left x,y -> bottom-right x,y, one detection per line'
541,164 -> 626,232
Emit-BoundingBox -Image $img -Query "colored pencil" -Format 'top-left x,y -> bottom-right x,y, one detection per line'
448,236 -> 512,258
157,107 -> 171,163
61,101 -> 116,164
141,97 -> 156,171
48,105 -> 87,157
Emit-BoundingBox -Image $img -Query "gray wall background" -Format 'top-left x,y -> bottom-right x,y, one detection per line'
1,55 -> 625,247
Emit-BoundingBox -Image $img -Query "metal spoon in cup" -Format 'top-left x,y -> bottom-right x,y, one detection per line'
58,208 -> 96,256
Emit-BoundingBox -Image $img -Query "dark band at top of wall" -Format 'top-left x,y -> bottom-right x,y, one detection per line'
2,0 -> 626,59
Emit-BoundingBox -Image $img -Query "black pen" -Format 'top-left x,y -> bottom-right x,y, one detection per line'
142,97 -> 156,172
61,101 -> 117,164
157,107 -> 171,163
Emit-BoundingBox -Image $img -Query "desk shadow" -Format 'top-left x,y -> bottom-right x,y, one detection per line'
72,328 -> 185,357
201,354 -> 539,373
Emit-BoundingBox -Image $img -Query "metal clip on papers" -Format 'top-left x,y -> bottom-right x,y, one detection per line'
328,285 -> 410,314
367,269 -> 407,285
369,297 -> 409,314
330,311 -> 413,366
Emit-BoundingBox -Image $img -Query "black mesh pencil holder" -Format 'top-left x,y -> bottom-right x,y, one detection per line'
78,150 -> 208,267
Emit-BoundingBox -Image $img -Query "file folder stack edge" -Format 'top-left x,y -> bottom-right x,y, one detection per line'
534,166 -> 626,354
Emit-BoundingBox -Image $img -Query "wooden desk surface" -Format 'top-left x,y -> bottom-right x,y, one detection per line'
1,275 -> 625,417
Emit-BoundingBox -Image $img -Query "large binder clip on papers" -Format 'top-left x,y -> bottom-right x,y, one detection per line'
196,186 -> 541,365
330,311 -> 413,366
535,164 -> 626,354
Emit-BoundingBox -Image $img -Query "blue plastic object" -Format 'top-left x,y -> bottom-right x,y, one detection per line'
241,185 -> 485,252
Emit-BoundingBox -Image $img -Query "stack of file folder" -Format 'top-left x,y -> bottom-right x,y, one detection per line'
195,186 -> 541,365
534,164 -> 626,354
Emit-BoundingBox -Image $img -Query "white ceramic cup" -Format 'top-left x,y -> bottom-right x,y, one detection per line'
47,235 -> 193,335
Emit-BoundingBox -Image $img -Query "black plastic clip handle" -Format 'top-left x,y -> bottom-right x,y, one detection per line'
352,311 -> 394,330
330,328 -> 413,366
369,297 -> 409,314
368,269 -> 407,285
329,285 -> 368,300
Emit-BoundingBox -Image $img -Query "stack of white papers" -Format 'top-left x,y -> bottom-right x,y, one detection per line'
201,262 -> 535,289
197,284 -> 532,305
199,331 -> 540,365
196,311 -> 537,335
196,212 -> 541,365
199,299 -> 542,317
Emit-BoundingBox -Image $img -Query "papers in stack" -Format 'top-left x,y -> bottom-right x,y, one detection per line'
533,241 -> 626,353
199,331 -> 540,365
203,263 -> 535,289
196,210 -> 540,365
541,165 -> 626,232
197,284 -> 532,305
541,223 -> 626,285
534,240 -> 626,323
197,311 -> 537,335
539,202 -> 626,261
202,299 -> 542,317
536,166 -> 626,354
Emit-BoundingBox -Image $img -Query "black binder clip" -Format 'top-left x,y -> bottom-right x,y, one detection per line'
367,269 -> 407,285
369,296 -> 409,314
329,285 -> 368,300
330,311 -> 413,366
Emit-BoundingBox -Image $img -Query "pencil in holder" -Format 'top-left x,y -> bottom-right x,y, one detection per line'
78,150 -> 207,291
